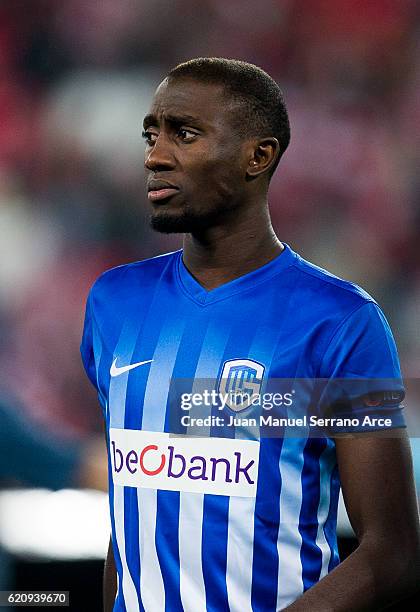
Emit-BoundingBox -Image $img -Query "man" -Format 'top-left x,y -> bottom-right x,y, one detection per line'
81,58 -> 420,611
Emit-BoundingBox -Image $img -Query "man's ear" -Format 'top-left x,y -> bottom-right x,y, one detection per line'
246,137 -> 280,177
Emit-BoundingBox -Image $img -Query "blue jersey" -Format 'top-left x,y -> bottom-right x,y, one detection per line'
81,244 -> 404,611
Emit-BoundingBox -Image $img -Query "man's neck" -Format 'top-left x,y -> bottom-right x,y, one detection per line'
182,205 -> 283,290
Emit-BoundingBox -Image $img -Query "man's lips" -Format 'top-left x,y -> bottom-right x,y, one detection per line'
147,187 -> 179,202
147,179 -> 180,202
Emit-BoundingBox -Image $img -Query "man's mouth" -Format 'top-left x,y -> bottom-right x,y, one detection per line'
147,180 -> 179,202
148,187 -> 179,202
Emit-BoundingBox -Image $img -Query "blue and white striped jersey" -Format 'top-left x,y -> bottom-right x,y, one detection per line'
81,244 -> 404,611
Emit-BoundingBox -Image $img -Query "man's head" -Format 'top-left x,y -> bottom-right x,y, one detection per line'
143,57 -> 290,233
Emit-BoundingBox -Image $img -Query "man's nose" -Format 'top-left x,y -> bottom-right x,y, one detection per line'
145,133 -> 176,171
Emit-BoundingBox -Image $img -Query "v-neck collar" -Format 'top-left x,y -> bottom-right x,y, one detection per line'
176,243 -> 297,306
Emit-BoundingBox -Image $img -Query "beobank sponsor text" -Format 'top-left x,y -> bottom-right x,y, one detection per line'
110,428 -> 260,497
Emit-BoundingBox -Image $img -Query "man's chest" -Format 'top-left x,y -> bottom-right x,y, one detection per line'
95,298 -> 323,432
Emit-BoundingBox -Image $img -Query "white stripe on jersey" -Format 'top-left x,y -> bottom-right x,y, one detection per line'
178,391 -> 209,612
225,413 -> 259,612
178,493 -> 207,612
226,497 -> 256,612
138,489 -> 165,611
276,437 -> 306,610
315,444 -> 336,579
114,486 -> 140,612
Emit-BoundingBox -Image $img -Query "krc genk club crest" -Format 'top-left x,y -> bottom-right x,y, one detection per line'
217,359 -> 265,412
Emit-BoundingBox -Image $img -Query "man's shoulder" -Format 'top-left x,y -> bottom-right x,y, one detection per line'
89,250 -> 179,300
291,250 -> 376,311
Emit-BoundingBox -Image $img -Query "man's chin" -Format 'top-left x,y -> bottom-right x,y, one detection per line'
149,211 -> 214,234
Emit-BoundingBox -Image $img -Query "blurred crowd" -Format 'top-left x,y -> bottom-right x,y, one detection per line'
0,0 -> 419,459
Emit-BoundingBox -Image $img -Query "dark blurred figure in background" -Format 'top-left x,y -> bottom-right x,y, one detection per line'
0,394 -> 106,492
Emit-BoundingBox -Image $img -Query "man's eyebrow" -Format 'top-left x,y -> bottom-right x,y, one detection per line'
143,114 -> 156,129
143,113 -> 203,129
165,113 -> 202,125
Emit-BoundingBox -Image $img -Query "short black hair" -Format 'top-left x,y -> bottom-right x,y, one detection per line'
167,57 -> 290,175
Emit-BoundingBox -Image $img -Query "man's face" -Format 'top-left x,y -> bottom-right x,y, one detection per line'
143,78 -> 249,233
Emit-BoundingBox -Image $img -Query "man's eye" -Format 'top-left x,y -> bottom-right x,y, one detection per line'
142,130 -> 157,144
178,128 -> 197,141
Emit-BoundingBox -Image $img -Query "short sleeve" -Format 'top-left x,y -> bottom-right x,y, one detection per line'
318,302 -> 405,432
80,290 -> 98,390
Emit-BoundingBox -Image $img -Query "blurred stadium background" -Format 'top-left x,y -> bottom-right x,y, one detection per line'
0,0 -> 419,609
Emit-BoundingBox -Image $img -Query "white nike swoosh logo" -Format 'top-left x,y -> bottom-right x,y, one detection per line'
110,358 -> 153,377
